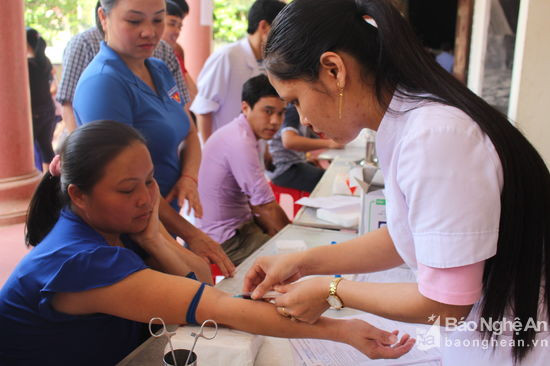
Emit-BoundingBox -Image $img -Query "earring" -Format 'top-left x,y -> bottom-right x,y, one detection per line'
337,82 -> 344,120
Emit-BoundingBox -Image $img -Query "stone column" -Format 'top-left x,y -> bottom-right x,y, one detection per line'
0,1 -> 42,226
178,0 -> 213,81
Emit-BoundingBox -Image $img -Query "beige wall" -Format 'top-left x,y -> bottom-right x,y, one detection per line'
508,0 -> 550,166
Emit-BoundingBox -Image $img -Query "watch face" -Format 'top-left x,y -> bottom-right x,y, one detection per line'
327,295 -> 342,309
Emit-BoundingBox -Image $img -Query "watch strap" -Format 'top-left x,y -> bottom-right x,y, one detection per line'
329,277 -> 344,307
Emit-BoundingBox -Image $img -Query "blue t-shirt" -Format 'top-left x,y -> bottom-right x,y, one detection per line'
73,42 -> 190,198
0,208 -> 149,365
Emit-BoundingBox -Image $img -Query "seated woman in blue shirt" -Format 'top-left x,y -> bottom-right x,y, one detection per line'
0,121 -> 414,365
73,0 -> 236,278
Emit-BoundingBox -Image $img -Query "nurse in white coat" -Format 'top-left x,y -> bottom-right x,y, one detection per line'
243,0 -> 550,364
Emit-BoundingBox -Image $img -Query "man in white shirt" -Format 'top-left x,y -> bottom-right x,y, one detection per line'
190,0 -> 286,143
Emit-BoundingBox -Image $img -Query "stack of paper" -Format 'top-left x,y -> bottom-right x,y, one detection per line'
296,196 -> 361,228
168,326 -> 264,366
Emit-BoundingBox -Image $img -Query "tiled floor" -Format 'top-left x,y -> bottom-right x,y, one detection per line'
0,222 -> 30,287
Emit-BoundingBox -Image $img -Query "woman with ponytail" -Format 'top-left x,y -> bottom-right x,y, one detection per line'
243,0 -> 550,364
26,28 -> 57,172
0,121 -> 414,365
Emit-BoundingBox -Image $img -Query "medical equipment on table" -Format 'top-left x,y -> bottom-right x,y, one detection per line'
149,317 -> 178,365
233,290 -> 282,300
149,317 -> 218,366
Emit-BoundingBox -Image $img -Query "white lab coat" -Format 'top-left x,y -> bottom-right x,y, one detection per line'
375,92 -> 548,363
376,92 -> 503,272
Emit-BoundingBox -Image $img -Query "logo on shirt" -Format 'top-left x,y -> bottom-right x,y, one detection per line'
168,85 -> 181,104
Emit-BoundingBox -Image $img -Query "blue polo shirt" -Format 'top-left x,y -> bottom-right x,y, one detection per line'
0,208 -> 149,365
73,42 -> 190,198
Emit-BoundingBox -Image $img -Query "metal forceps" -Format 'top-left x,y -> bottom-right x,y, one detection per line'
184,319 -> 218,366
149,317 -> 178,366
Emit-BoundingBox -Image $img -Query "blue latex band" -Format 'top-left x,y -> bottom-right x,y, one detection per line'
186,272 -> 197,281
186,282 -> 206,325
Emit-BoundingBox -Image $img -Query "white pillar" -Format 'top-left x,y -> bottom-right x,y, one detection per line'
467,0 -> 492,95
508,0 -> 550,166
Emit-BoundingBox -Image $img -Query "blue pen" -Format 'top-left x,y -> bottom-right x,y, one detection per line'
331,241 -> 342,278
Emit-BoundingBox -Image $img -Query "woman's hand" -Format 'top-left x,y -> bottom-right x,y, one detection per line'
165,175 -> 203,218
130,180 -> 162,250
273,277 -> 332,324
186,230 -> 236,277
242,253 -> 306,299
335,318 -> 415,359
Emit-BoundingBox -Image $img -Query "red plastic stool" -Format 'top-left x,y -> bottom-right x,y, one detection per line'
269,182 -> 310,220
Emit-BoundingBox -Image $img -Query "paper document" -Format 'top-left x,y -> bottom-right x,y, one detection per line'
317,205 -> 360,228
290,312 -> 441,366
296,196 -> 360,210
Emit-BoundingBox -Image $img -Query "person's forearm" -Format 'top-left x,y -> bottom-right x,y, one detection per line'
184,73 -> 198,101
196,113 -> 213,144
159,225 -> 212,283
159,197 -> 201,239
283,133 -> 333,152
144,240 -> 192,277
299,227 -> 404,276
202,292 -> 345,341
158,197 -> 235,277
252,201 -> 290,236
180,120 -> 201,179
336,280 -> 473,324
62,103 -> 77,132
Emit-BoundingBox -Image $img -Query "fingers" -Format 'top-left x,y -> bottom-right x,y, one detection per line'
276,306 -> 291,318
251,275 -> 276,299
372,335 -> 415,359
219,250 -> 235,276
151,180 -> 161,212
179,191 -> 203,218
368,326 -> 399,346
202,239 -> 234,277
211,249 -> 235,277
242,265 -> 265,293
394,333 -> 411,346
164,187 -> 176,204
190,199 -> 203,218
273,284 -> 290,294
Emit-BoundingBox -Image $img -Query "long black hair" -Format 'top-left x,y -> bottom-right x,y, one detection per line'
264,0 -> 550,361
26,27 -> 52,76
25,121 -> 146,247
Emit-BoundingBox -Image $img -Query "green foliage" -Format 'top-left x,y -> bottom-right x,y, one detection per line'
213,0 -> 254,44
24,0 -> 97,46
24,0 -> 280,57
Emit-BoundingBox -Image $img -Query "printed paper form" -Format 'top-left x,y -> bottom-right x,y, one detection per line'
290,312 -> 441,366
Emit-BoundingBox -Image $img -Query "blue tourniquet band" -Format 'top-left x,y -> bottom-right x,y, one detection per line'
186,282 -> 207,325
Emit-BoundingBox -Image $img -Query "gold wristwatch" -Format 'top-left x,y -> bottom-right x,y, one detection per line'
326,277 -> 344,310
